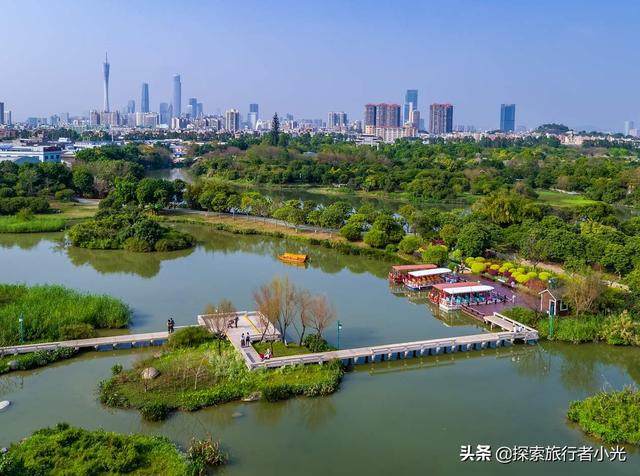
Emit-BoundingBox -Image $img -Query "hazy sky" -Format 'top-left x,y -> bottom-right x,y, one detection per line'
1,0 -> 638,131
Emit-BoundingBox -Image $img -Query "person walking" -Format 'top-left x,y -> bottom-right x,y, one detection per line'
234,315 -> 239,328
169,318 -> 175,334
167,318 -> 172,334
241,333 -> 245,347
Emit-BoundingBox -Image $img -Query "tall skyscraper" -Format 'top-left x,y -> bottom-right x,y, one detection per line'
364,104 -> 377,126
225,109 -> 240,132
159,103 -> 171,125
103,53 -> 110,112
403,89 -> 418,123
127,100 -> 136,114
500,104 -> 516,132
624,121 -> 635,136
141,83 -> 150,113
0,102 -> 4,125
172,74 -> 181,117
429,104 -> 454,134
197,103 -> 203,117
249,103 -> 259,116
327,112 -> 348,129
409,109 -> 420,130
188,98 -> 198,118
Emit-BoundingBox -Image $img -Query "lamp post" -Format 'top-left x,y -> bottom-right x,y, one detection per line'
337,320 -> 342,350
19,315 -> 24,345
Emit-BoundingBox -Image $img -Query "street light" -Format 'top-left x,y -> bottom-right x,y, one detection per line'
18,315 -> 24,345
337,320 -> 343,350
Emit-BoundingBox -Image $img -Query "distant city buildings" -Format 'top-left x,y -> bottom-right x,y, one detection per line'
248,103 -> 259,130
0,102 -> 4,125
363,104 -> 401,130
429,103 -> 454,134
500,104 -> 516,132
403,89 -> 418,124
188,98 -> 198,118
225,109 -> 240,132
624,121 -> 635,136
141,83 -> 150,113
172,74 -> 181,117
103,53 -> 110,112
159,103 -> 171,126
127,100 -> 136,114
327,112 -> 348,130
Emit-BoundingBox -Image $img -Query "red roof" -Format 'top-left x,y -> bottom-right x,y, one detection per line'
431,281 -> 480,291
391,264 -> 438,272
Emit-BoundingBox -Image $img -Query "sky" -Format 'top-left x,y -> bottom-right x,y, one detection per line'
1,0 -> 639,131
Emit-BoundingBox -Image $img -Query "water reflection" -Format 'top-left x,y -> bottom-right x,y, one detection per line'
0,232 -> 61,250
65,245 -> 195,278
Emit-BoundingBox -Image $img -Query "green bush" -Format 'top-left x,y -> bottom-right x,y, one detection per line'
0,215 -> 65,233
568,388 -> 640,444
140,402 -> 172,421
470,262 -> 487,274
398,235 -> 422,254
422,244 -> 449,265
3,423 -> 195,475
0,197 -> 49,215
600,311 -> 640,346
188,436 -> 227,472
538,316 -> 603,343
1,348 -> 78,374
54,189 -> 75,201
167,326 -> 214,350
303,334 -> 333,352
502,307 -> 542,326
339,223 -> 362,241
123,236 -> 153,252
59,323 -> 96,340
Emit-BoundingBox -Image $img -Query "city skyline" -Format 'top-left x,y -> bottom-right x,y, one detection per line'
1,0 -> 639,131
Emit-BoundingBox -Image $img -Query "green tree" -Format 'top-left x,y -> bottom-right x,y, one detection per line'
456,222 -> 492,257
270,113 -> 280,146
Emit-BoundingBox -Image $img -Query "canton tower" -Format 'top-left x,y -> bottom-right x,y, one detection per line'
103,53 -> 110,112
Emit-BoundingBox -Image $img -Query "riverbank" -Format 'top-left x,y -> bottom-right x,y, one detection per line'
159,211 -> 414,263
99,339 -> 344,421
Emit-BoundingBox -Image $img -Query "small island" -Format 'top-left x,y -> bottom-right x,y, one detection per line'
0,423 -> 226,475
567,387 -> 640,445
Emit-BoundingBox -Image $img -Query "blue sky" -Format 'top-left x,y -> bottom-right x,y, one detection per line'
1,0 -> 638,131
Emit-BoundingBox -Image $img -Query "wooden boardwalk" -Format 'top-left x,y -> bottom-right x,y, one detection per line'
0,330 -> 175,357
0,311 -> 538,373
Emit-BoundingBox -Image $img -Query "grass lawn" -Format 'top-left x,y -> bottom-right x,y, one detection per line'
254,341 -> 312,357
536,189 -> 600,207
0,215 -> 66,233
99,341 -> 343,420
50,199 -> 99,219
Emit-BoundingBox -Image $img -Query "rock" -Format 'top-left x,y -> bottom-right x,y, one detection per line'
0,400 -> 10,411
231,411 -> 243,418
7,360 -> 19,370
242,392 -> 261,402
141,367 -> 160,380
153,352 -> 162,359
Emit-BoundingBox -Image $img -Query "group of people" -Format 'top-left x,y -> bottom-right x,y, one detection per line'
240,332 -> 250,347
166,317 -> 175,334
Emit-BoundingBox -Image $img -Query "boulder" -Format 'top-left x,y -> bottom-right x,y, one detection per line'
0,400 -> 10,411
141,367 -> 160,380
7,360 -> 19,371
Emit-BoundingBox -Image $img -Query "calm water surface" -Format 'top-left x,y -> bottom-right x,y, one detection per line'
0,228 -> 639,475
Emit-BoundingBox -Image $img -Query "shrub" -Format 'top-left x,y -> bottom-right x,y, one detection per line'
188,436 -> 227,472
167,326 -> 214,349
398,235 -> 422,254
54,189 -> 75,201
502,307 -> 541,326
600,311 -> 640,346
385,244 -> 398,253
539,271 -> 551,281
340,223 -> 362,242
363,229 -> 387,248
140,402 -> 172,421
0,347 -> 78,374
111,363 -> 123,375
490,264 -> 500,270
422,244 -> 448,265
123,236 -> 153,252
59,323 -> 96,340
303,334 -> 333,352
567,388 -> 640,444
470,262 -> 487,274
15,208 -> 34,222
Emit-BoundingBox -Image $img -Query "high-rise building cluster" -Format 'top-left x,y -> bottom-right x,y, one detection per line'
327,112 -> 348,130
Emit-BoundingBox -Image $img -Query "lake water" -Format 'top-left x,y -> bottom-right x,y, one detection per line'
0,227 -> 639,475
